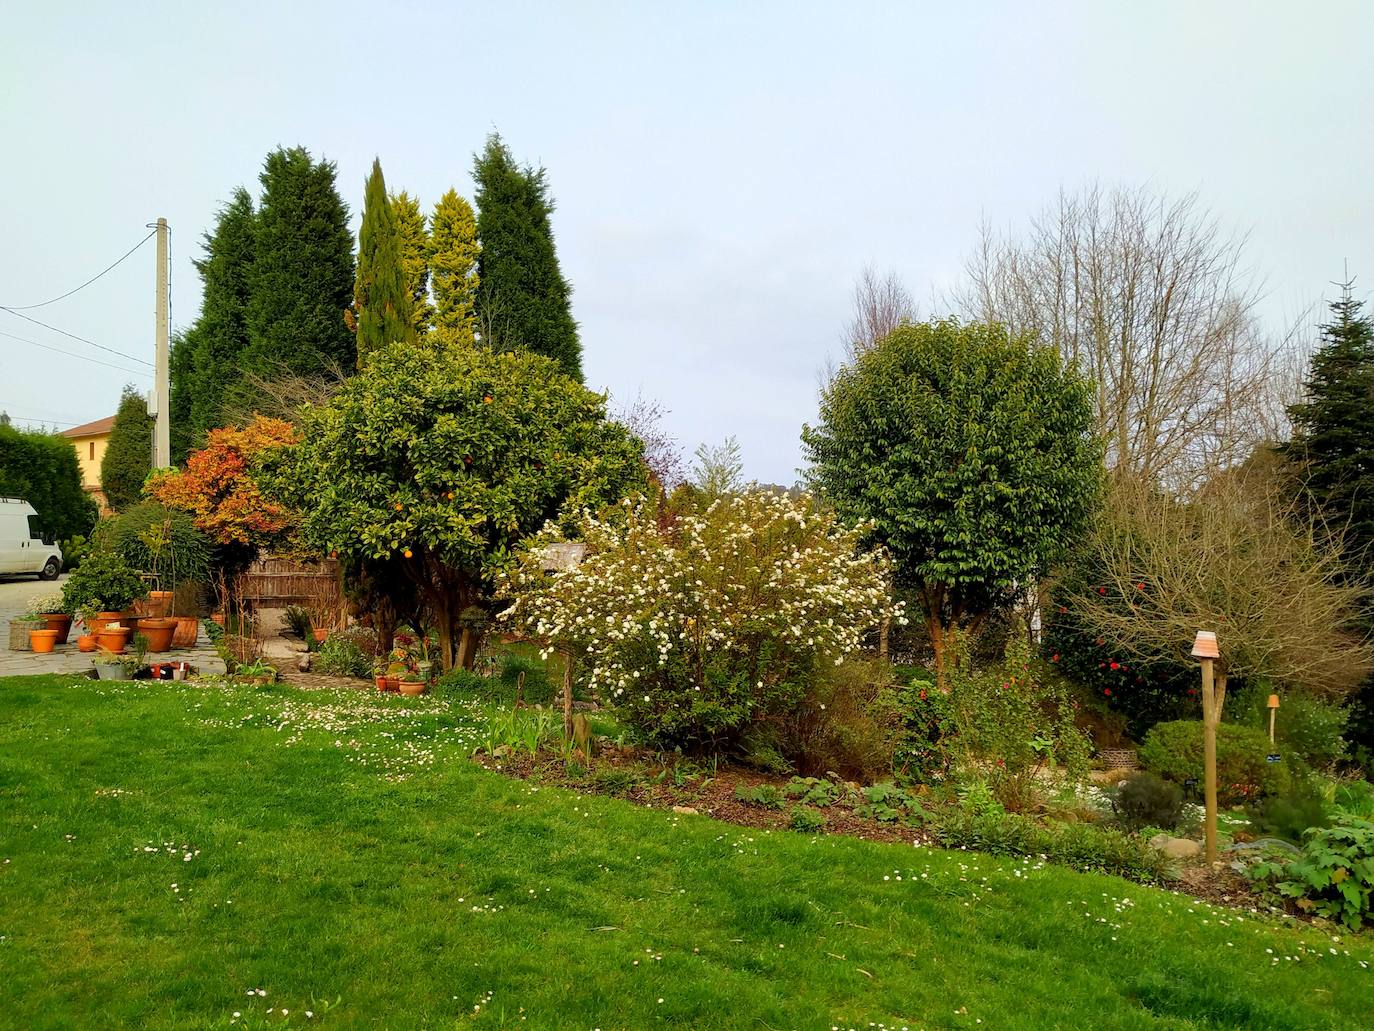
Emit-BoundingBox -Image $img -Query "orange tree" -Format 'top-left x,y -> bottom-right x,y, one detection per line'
262,340 -> 646,671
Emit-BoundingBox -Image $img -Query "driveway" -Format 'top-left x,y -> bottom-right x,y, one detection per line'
0,573 -> 66,635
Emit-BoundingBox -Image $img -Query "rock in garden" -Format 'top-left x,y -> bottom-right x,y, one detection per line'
671,805 -> 698,815
296,653 -> 311,672
1149,833 -> 1202,859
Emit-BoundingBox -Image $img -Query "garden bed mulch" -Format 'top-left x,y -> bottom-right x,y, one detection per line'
474,750 -> 928,847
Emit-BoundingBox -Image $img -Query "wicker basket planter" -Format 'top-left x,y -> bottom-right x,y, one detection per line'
9,618 -> 42,651
1099,747 -> 1139,770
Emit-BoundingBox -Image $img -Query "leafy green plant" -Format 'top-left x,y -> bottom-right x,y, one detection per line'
1111,771 -> 1185,832
59,534 -> 90,572
91,501 -> 211,589
234,659 -> 278,681
933,809 -> 1172,883
283,605 -> 312,639
1232,685 -> 1350,771
853,781 -> 922,823
1250,787 -> 1332,843
314,634 -> 372,678
60,550 -> 147,614
789,805 -> 826,833
1140,720 -> 1291,803
958,781 -> 1005,819
784,777 -> 840,807
1249,819 -> 1374,929
733,784 -> 786,809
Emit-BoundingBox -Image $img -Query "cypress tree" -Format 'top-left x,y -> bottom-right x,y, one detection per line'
391,190 -> 433,336
178,188 -> 257,445
430,188 -> 480,344
351,159 -> 415,365
472,133 -> 582,378
167,326 -> 198,464
244,147 -> 356,378
1283,283 -> 1374,559
101,385 -> 154,512
0,423 -> 97,540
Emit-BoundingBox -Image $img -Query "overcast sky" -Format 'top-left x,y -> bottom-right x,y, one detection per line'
2,1 -> 1371,484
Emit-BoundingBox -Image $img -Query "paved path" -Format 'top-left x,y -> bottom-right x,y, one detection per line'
0,574 -> 225,678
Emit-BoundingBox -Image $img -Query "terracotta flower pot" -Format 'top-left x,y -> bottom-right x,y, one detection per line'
29,629 -> 60,653
147,591 -> 174,618
397,679 -> 427,696
375,675 -> 388,692
139,617 -> 176,653
312,628 -> 329,643
170,616 -> 199,648
94,626 -> 132,654
40,613 -> 73,645
77,634 -> 97,653
385,676 -> 400,693
210,612 -> 226,627
94,612 -> 124,633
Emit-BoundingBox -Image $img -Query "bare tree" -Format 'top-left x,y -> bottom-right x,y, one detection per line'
959,186 -> 1291,486
843,266 -> 916,362
1072,469 -> 1373,703
615,393 -> 686,489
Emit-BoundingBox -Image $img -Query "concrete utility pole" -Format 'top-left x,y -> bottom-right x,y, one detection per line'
153,217 -> 170,467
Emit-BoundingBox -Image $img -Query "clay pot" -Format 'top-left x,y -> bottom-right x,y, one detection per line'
29,629 -> 60,653
77,634 -> 97,653
139,617 -> 176,653
170,616 -> 199,648
312,628 -> 329,643
375,675 -> 388,692
94,626 -> 132,654
94,611 -> 124,632
385,676 -> 400,693
40,613 -> 73,645
210,613 -> 226,627
397,679 -> 427,696
146,591 -> 174,617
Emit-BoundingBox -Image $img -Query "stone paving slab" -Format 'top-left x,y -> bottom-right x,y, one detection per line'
0,637 -> 225,678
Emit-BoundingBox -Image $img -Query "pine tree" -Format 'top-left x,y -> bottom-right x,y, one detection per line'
1283,284 -> 1374,559
351,158 -> 415,365
472,134 -> 582,378
101,385 -> 154,511
167,326 -> 198,464
390,190 -> 433,336
244,147 -> 356,378
430,188 -> 480,343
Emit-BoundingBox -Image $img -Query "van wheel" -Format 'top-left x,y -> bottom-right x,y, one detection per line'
39,557 -> 61,581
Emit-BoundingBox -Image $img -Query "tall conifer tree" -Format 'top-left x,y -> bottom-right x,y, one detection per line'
351,159 -> 415,365
430,189 -> 480,344
472,134 -> 582,378
390,190 -> 432,336
244,147 -> 356,377
1284,284 -> 1374,560
100,385 -> 154,511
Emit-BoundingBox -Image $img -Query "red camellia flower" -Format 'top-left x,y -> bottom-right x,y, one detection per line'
1103,688 -> 1112,696
1098,587 -> 1107,595
1110,661 -> 1120,670
1135,582 -> 1145,590
919,690 -> 927,700
1051,654 -> 1060,662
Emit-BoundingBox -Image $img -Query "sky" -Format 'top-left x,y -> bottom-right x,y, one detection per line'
2,1 -> 1371,484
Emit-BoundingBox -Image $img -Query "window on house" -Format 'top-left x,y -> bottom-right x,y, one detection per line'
89,441 -> 95,460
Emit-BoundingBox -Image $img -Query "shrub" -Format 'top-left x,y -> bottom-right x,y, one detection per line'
59,534 -> 90,572
1251,788 -> 1332,843
924,634 -> 1091,811
1249,818 -> 1374,929
733,784 -> 786,809
1231,685 -> 1349,771
789,806 -> 826,833
437,668 -> 495,697
783,777 -> 841,807
501,491 -> 899,754
1111,771 -> 1185,832
91,501 -> 211,589
932,809 -> 1172,883
314,634 -> 371,678
60,550 -> 146,614
282,605 -> 312,639
1140,720 -> 1291,804
779,656 -> 904,780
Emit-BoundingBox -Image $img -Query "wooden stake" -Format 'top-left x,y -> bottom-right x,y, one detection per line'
1200,656 -> 1218,864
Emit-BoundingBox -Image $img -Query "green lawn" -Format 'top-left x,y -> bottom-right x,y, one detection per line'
0,676 -> 1369,1029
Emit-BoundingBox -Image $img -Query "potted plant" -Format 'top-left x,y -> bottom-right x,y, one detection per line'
94,621 -> 133,654
92,644 -> 141,681
75,605 -> 99,652
234,659 -> 278,686
397,675 -> 427,696
28,626 -> 60,653
60,551 -> 147,634
32,593 -> 74,645
135,521 -> 178,653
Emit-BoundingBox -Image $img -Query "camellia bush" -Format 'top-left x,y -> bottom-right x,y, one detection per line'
265,340 -> 645,671
500,491 -> 901,753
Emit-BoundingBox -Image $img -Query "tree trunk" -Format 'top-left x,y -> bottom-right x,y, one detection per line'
562,650 -> 575,739
435,603 -> 457,672
456,627 -> 481,670
878,617 -> 890,661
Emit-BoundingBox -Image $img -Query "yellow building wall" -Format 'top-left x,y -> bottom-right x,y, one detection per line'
71,433 -> 110,491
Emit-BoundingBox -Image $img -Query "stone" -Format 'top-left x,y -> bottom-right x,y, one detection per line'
296,653 -> 311,673
259,637 -> 301,662
1149,833 -> 1202,859
671,806 -> 698,816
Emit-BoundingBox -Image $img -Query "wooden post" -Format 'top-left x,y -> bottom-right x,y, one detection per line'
1199,655 -> 1218,864
562,649 -> 574,740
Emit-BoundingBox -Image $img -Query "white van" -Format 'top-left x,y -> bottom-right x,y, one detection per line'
0,497 -> 64,580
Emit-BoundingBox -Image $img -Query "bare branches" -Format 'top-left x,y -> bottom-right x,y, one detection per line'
843,266 -> 916,362
959,186 -> 1293,486
614,393 -> 685,489
1072,470 -> 1374,697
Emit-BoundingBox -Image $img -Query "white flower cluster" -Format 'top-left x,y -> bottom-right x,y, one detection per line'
499,492 -> 902,706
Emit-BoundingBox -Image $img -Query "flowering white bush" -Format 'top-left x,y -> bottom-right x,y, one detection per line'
499,491 -> 901,750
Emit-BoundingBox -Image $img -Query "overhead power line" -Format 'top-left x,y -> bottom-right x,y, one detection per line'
0,307 -> 154,368
0,228 -> 157,310
0,328 -> 154,378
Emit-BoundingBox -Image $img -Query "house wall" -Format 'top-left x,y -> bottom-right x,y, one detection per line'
71,433 -> 109,490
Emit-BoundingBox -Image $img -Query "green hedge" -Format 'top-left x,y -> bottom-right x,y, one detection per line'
91,501 -> 210,588
1140,720 -> 1291,804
